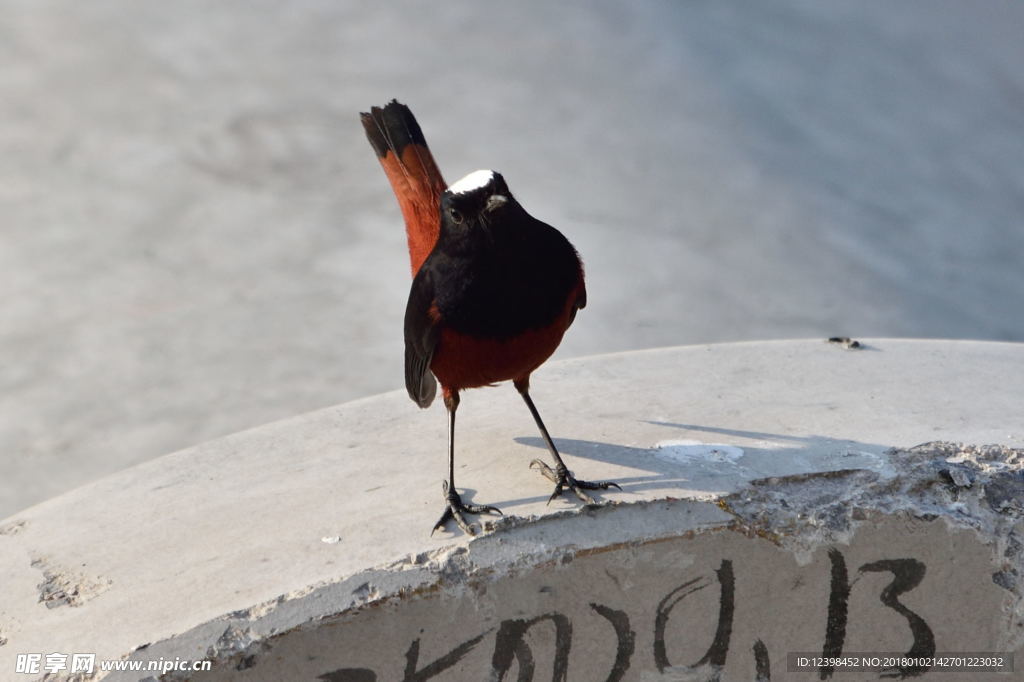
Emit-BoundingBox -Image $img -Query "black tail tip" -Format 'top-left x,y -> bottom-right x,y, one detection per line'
360,99 -> 428,159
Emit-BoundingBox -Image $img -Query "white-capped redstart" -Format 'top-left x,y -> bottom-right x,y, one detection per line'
360,100 -> 619,535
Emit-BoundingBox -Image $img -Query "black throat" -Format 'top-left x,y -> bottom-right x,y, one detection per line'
423,196 -> 581,340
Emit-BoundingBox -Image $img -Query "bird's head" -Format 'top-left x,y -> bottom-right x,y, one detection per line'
440,170 -> 513,229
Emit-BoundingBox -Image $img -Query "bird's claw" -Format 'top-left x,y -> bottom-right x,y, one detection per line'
431,480 -> 502,536
529,459 -> 621,505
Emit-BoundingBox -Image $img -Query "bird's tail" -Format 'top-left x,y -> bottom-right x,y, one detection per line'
360,100 -> 447,277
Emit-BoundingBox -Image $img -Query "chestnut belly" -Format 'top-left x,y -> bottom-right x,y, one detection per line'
430,318 -> 570,391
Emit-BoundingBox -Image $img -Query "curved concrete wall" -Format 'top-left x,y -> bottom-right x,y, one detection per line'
0,340 -> 1022,680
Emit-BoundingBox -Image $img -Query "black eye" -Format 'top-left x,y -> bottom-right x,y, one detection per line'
448,207 -> 463,224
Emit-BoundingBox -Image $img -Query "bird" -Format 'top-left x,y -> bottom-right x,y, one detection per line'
360,100 -> 619,535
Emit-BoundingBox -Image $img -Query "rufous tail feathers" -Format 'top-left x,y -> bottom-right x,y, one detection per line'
361,100 -> 447,276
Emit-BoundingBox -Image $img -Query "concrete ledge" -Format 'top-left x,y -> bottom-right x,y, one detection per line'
1,340 -> 1022,680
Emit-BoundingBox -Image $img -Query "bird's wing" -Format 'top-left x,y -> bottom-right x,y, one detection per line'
403,267 -> 441,408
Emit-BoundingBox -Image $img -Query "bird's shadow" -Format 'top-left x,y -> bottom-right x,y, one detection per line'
487,420 -> 895,510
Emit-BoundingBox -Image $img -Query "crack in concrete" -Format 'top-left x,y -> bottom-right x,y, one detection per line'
30,556 -> 112,609
723,441 -> 1024,652
0,519 -> 26,536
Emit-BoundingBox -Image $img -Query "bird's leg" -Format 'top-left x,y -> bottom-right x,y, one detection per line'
432,391 -> 502,536
514,378 -> 621,505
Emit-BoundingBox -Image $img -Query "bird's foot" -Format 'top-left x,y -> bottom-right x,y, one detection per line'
529,459 -> 622,505
431,481 -> 502,536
